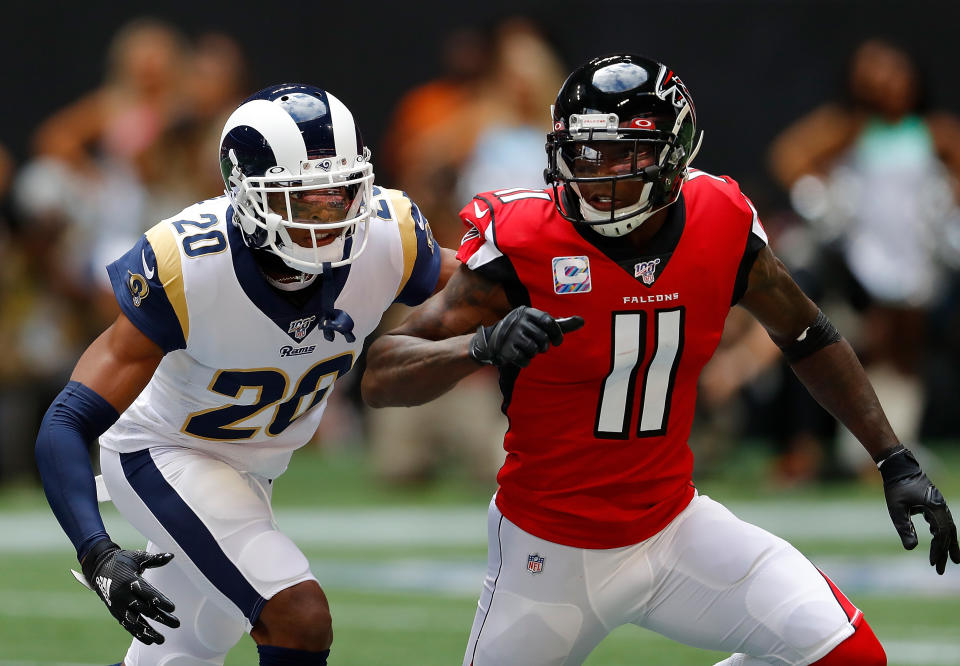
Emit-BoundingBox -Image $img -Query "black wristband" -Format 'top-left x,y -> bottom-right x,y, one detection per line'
780,310 -> 842,362
877,446 -> 922,485
80,539 -> 119,582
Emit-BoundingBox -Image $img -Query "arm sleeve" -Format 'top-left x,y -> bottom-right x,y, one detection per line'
393,193 -> 442,305
105,231 -> 187,352
35,381 -> 120,561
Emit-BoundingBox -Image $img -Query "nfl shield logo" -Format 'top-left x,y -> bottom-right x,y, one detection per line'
526,553 -> 545,574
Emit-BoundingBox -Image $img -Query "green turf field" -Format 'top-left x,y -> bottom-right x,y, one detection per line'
1,443 -> 958,665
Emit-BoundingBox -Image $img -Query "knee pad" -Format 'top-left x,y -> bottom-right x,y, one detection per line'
811,619 -> 886,666
237,530 -> 313,593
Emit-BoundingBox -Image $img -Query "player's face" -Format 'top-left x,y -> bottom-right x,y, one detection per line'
567,141 -> 657,211
266,186 -> 357,246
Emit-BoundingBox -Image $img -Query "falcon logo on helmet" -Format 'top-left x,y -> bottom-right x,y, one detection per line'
544,54 -> 704,238
219,84 -> 375,274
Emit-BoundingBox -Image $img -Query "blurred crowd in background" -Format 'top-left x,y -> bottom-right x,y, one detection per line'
2,16 -> 960,492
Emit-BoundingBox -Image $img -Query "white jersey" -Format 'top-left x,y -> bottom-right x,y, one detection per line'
100,188 -> 440,478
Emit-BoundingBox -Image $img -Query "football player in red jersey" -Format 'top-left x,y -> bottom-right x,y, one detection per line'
362,54 -> 958,665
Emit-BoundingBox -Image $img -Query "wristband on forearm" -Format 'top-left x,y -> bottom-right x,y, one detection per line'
779,310 -> 842,362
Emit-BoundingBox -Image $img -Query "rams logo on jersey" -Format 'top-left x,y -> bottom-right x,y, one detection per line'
126,271 -> 150,307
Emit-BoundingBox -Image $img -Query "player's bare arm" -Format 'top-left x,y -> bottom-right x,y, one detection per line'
362,264 -> 511,407
740,245 -> 960,573
432,247 -> 461,294
71,312 -> 165,412
738,245 -> 898,459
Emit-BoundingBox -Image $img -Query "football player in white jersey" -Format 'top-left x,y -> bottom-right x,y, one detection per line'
35,83 -> 455,666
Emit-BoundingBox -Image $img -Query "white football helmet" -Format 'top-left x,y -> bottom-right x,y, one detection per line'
219,84 -> 374,273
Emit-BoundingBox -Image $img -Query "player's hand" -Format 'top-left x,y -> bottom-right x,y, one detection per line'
469,306 -> 584,368
878,446 -> 960,574
80,539 -> 180,644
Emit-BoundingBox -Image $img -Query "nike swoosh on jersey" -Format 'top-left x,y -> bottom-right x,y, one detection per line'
142,249 -> 156,279
473,201 -> 490,219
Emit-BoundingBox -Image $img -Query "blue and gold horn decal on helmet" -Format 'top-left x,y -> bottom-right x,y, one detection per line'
127,270 -> 150,307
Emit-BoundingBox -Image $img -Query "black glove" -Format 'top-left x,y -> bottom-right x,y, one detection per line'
878,446 -> 960,574
469,306 -> 584,368
81,539 -> 180,644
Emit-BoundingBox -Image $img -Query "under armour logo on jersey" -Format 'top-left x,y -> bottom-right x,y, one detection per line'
553,256 -> 592,294
96,576 -> 113,605
527,553 -> 545,574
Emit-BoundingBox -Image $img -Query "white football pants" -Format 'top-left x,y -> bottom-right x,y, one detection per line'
100,446 -> 317,666
464,493 -> 858,666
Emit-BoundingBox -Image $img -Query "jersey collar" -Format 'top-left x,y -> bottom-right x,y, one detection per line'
227,208 -> 354,342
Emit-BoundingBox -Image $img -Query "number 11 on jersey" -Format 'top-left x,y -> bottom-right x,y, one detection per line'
595,308 -> 684,439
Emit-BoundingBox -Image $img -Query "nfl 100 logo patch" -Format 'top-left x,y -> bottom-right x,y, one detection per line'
288,315 -> 317,341
552,256 -> 591,294
634,258 -> 660,285
527,553 -> 545,574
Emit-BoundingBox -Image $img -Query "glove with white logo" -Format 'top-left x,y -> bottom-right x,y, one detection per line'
878,445 -> 960,575
470,306 -> 584,368
80,539 -> 180,644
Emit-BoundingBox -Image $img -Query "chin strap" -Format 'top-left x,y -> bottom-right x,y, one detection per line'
318,310 -> 356,343
317,262 -> 355,343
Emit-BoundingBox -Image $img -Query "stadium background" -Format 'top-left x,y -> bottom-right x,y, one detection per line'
4,0 -> 960,197
1,1 -> 959,664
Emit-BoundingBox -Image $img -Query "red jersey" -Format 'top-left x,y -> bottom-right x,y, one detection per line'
456,171 -> 768,548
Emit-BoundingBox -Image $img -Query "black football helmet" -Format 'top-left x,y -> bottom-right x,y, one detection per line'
545,54 -> 703,236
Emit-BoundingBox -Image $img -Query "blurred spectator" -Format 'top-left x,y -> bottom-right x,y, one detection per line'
365,18 -> 565,487
769,38 -> 960,475
0,143 -> 87,484
147,31 -> 249,206
16,17 -> 189,327
1,22 -> 247,486
380,25 -> 493,247
454,18 -> 566,205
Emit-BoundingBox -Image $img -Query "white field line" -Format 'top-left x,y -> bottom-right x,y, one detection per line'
0,500 -> 904,552
3,501 -> 960,597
